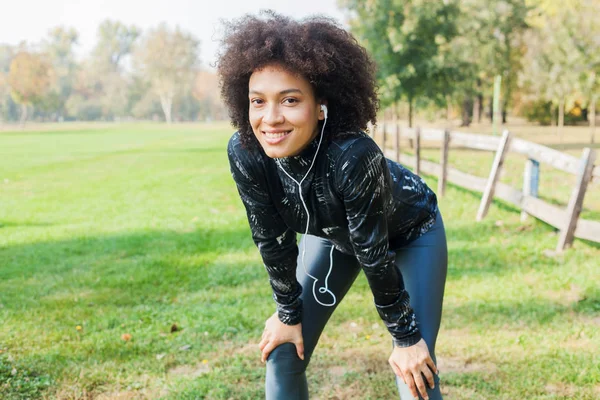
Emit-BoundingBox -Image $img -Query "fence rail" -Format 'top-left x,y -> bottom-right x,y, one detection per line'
371,123 -> 600,252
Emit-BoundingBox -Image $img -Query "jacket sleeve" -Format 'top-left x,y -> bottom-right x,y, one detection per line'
335,138 -> 422,347
227,135 -> 302,325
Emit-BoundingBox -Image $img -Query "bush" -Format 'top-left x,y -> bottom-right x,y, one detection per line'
522,99 -> 588,125
522,100 -> 553,125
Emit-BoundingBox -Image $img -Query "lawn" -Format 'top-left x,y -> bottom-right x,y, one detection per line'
0,122 -> 598,399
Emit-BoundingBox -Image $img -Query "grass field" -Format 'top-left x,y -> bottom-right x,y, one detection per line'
0,122 -> 599,399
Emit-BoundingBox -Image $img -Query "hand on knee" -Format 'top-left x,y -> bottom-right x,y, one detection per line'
388,338 -> 438,400
259,312 -> 305,363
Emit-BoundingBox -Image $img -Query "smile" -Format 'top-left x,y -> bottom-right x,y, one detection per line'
262,130 -> 292,143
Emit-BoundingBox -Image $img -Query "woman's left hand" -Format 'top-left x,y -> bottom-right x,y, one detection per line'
258,312 -> 304,363
388,338 -> 438,400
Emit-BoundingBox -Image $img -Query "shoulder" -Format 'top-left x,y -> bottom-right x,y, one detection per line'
330,131 -> 385,189
227,131 -> 244,156
330,131 -> 384,169
227,131 -> 265,182
330,130 -> 378,153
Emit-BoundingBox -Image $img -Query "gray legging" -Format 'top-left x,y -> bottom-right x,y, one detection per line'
265,210 -> 448,400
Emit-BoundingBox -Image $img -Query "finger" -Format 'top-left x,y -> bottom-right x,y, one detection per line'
421,366 -> 435,390
412,370 -> 429,400
388,360 -> 403,380
295,341 -> 305,361
258,336 -> 268,351
261,341 -> 276,363
426,357 -> 438,375
402,371 -> 418,399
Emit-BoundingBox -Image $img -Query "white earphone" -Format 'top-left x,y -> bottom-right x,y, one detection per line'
275,104 -> 336,307
320,104 -> 328,119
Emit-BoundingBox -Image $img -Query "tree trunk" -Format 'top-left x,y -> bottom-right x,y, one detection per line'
461,97 -> 472,127
473,95 -> 481,124
502,74 -> 510,124
408,98 -> 414,128
473,79 -> 483,123
446,96 -> 451,121
489,96 -> 494,122
160,94 -> 173,124
558,97 -> 565,147
591,96 -> 596,144
19,103 -> 28,127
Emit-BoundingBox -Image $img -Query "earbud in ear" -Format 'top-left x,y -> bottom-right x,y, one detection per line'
320,104 -> 328,119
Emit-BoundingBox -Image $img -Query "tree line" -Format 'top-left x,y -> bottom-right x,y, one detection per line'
340,0 -> 599,142
2,1 -> 599,141
0,21 -> 226,125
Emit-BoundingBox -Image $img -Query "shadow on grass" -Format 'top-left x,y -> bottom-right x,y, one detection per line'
445,294 -> 599,329
0,220 -> 55,228
0,224 -> 257,309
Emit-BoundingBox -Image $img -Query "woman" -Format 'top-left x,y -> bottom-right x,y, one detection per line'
217,11 -> 447,400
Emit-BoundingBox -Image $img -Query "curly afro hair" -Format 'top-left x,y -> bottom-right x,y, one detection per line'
216,10 -> 379,149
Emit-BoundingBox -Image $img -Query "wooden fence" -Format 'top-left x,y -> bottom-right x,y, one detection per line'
370,122 -> 600,252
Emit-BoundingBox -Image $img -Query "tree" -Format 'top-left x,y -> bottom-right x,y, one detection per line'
40,26 -> 79,119
133,24 -> 200,123
572,0 -> 600,143
339,0 -> 461,127
0,45 -> 15,123
463,0 -> 530,124
92,20 -> 140,73
8,51 -> 53,126
520,1 -> 584,143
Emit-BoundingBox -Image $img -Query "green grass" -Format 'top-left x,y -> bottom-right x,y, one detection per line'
1,122 -> 598,399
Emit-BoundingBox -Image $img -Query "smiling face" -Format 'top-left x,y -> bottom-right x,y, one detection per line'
248,64 -> 325,158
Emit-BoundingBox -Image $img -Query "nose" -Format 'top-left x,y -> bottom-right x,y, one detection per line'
263,104 -> 284,125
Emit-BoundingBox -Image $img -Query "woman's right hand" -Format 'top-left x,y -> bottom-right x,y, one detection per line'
258,312 -> 304,363
388,338 -> 438,400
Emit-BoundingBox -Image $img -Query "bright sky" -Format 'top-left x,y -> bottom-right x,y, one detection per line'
0,0 -> 348,69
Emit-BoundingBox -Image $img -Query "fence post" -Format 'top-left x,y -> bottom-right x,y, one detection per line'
556,148 -> 596,252
477,130 -> 512,221
415,126 -> 421,176
520,159 -> 540,222
438,129 -> 450,196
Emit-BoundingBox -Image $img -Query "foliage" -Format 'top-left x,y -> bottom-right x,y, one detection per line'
7,51 -> 52,106
92,20 -> 140,73
38,26 -> 79,120
133,23 -> 201,123
0,4 -> 597,124
340,0 -> 461,126
521,99 -> 554,125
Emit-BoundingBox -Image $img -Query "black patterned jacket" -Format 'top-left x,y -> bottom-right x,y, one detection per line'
227,130 -> 438,347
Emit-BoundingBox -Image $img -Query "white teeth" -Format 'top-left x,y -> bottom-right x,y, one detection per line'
264,131 -> 290,139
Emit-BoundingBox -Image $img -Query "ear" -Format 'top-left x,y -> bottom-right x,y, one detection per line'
318,101 -> 328,121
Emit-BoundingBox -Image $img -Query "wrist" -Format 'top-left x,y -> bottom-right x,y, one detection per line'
392,331 -> 422,348
277,304 -> 303,325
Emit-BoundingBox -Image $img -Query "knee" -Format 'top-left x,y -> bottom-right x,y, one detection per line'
266,342 -> 309,375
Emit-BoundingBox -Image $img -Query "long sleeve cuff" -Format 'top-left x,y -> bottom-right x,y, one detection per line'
375,291 -> 422,347
272,282 -> 303,325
